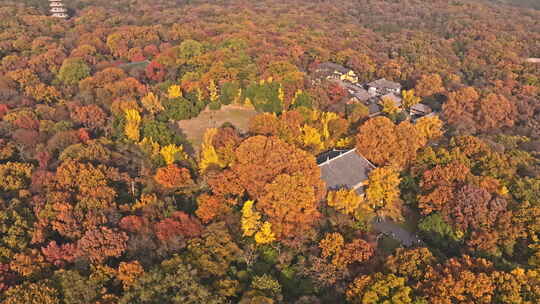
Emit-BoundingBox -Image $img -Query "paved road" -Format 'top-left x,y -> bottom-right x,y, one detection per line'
372,217 -> 422,247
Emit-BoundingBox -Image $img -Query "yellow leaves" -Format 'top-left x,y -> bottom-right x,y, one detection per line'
208,80 -> 219,103
319,232 -> 345,259
124,109 -> 141,142
278,86 -> 285,106
196,88 -> 204,102
241,200 -> 261,237
321,112 -> 339,140
2,281 -> 60,304
366,166 -> 402,220
139,138 -> 188,165
300,124 -> 323,152
0,162 -> 34,191
415,115 -> 444,142
251,274 -> 281,295
131,193 -> 159,211
124,108 -> 141,124
160,144 -> 186,165
259,77 -> 273,85
381,96 -> 400,116
401,89 -> 421,110
254,222 -> 276,244
167,84 -> 182,99
347,273 -> 411,304
141,92 -> 164,115
241,201 -> 275,244
498,185 -> 509,196
335,136 -> 354,148
244,97 -> 255,109
327,189 -> 362,215
124,121 -> 140,142
366,167 -> 401,207
24,83 -> 61,104
199,128 -> 225,173
510,267 -> 526,278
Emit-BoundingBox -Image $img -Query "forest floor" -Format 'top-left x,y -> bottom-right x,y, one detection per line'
177,104 -> 258,151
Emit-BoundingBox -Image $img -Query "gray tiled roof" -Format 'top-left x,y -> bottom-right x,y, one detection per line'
346,84 -> 371,101
367,103 -> 382,115
354,90 -> 371,101
410,103 -> 432,114
318,148 -> 376,195
367,78 -> 401,90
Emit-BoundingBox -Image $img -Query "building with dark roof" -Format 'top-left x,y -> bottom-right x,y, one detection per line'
345,83 -> 371,102
410,103 -> 432,116
318,148 -> 376,195
314,62 -> 359,84
367,78 -> 401,96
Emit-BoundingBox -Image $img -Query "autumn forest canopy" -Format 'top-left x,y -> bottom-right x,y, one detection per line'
0,0 -> 539,303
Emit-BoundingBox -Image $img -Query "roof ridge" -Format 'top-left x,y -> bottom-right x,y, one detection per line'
318,148 -> 358,166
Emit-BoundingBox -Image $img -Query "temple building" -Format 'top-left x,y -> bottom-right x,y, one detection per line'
317,148 -> 376,196
50,0 -> 68,18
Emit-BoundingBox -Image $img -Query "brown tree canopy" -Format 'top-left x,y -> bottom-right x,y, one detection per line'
419,161 -> 471,215
415,73 -> 445,97
213,135 -> 325,201
356,116 -> 426,168
443,87 -> 517,133
76,226 -> 128,264
419,255 -> 496,304
258,173 -> 320,241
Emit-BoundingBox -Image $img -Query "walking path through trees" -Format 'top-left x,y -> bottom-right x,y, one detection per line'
372,217 -> 422,247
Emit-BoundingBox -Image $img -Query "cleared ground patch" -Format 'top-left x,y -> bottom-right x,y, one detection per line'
177,104 -> 258,151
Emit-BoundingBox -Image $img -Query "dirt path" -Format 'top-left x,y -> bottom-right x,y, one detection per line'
372,217 -> 422,247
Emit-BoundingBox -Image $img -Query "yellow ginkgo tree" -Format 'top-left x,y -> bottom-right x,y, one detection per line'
254,222 -> 276,244
381,96 -> 400,117
321,111 -> 339,140
414,115 -> 444,142
327,188 -> 362,215
401,89 -> 421,111
124,109 -> 141,142
278,85 -> 285,108
208,80 -> 219,103
241,200 -> 276,244
300,124 -> 324,153
168,84 -> 182,99
366,166 -> 403,221
199,128 -> 225,173
160,144 -> 187,165
241,200 -> 262,237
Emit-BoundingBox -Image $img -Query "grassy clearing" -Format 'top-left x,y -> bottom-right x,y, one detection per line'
177,104 -> 258,151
